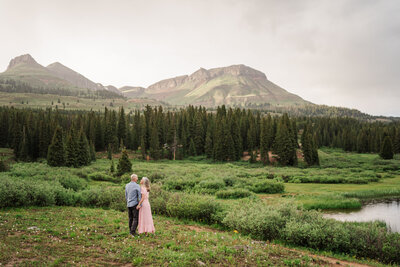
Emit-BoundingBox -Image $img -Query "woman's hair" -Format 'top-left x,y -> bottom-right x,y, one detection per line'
141,177 -> 151,192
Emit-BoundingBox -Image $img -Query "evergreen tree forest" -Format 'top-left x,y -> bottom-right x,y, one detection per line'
0,105 -> 399,167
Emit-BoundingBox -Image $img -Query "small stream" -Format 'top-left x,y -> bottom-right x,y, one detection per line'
324,199 -> 400,233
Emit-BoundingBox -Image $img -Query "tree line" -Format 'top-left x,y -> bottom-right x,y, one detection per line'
0,79 -> 124,99
0,105 -> 398,168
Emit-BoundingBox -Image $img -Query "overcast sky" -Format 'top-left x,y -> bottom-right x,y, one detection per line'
0,0 -> 399,116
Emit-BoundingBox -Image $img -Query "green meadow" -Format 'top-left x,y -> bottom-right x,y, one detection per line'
1,147 -> 400,265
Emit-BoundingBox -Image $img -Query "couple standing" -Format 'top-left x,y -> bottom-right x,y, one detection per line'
125,174 -> 155,236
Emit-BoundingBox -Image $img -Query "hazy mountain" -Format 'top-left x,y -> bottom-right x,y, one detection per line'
0,54 -> 122,95
1,55 -> 307,108
119,86 -> 146,98
0,54 -> 73,89
142,64 -> 309,107
46,62 -> 103,91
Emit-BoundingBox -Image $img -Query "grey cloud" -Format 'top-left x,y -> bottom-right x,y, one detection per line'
0,0 -> 399,116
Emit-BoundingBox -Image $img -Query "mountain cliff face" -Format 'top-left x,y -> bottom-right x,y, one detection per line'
142,64 -> 308,107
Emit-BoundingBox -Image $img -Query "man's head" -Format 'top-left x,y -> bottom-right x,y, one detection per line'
131,174 -> 138,182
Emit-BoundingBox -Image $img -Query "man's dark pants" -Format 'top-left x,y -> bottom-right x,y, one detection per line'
128,205 -> 139,235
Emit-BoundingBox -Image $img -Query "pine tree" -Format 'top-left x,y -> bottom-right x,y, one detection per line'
117,149 -> 132,176
140,135 -> 146,160
18,126 -> 29,161
110,159 -> 115,173
89,141 -> 96,162
380,136 -> 394,160
188,138 -> 197,156
273,115 -> 297,166
205,127 -> 213,158
117,107 -> 127,145
393,128 -> 400,154
260,118 -> 270,165
47,126 -> 65,166
65,129 -> 78,167
149,124 -> 160,160
107,143 -> 112,160
76,130 -> 90,166
194,113 -> 204,154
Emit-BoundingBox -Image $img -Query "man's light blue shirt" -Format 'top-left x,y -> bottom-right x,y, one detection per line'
125,182 -> 141,207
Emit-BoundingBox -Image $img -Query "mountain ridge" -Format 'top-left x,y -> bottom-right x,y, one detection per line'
0,54 -> 122,95
140,64 -> 309,107
1,54 -> 308,107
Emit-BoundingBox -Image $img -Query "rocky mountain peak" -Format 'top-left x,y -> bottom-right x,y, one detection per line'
208,64 -> 267,80
7,54 -> 39,69
188,68 -> 210,82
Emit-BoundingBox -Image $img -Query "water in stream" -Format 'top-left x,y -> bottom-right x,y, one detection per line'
324,199 -> 400,233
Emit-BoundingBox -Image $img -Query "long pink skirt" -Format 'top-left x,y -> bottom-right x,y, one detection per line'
138,200 -> 155,234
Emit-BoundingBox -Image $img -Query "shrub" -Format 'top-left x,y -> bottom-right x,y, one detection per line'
223,203 -> 296,240
163,178 -> 198,191
216,188 -> 252,199
166,193 -> 222,223
0,178 -> 65,207
149,172 -> 166,183
193,179 -> 225,194
150,183 -> 171,215
88,172 -> 119,183
249,180 -> 284,194
79,186 -> 123,209
283,211 -> 351,252
223,177 -> 235,187
58,176 -> 88,191
0,159 -> 9,172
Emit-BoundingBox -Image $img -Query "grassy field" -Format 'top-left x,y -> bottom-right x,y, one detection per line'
0,92 -> 166,111
1,148 -> 400,265
0,206 -> 386,266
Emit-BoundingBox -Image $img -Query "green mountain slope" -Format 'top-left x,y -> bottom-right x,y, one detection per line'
0,54 -> 73,89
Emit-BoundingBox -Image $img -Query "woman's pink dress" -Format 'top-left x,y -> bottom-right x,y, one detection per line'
138,187 -> 155,234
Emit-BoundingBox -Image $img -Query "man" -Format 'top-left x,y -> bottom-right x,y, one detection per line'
125,173 -> 141,236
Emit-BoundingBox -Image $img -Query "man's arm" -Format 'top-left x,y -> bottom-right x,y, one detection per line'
125,185 -> 128,201
137,186 -> 141,202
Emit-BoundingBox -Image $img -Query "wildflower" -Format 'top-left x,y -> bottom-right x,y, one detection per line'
233,230 -> 238,234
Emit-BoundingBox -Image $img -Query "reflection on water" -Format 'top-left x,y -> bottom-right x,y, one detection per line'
324,200 -> 400,233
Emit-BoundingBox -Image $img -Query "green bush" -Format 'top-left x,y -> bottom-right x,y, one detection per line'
88,172 -> 119,183
163,178 -> 198,191
283,211 -> 351,252
0,159 -> 9,172
58,176 -> 88,191
223,203 -> 296,240
0,178 -> 69,207
193,179 -> 225,194
79,186 -> 124,209
166,193 -> 222,223
216,188 -> 252,199
223,177 -> 235,187
222,201 -> 400,264
150,183 -> 171,215
249,180 -> 284,194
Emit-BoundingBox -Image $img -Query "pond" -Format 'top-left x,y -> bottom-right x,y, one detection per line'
324,199 -> 400,233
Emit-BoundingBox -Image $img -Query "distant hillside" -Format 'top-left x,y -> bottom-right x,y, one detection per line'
125,64 -> 309,107
1,54 -> 73,89
0,54 -> 122,98
119,86 -> 145,98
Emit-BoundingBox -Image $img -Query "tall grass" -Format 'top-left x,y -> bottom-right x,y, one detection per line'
342,189 -> 400,199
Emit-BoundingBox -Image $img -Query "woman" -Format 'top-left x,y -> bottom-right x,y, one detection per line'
136,177 -> 155,234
